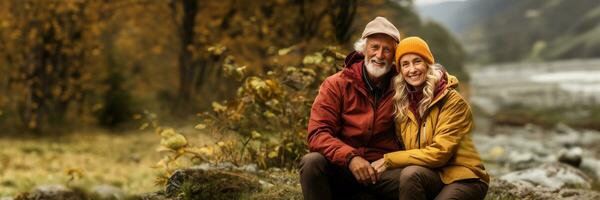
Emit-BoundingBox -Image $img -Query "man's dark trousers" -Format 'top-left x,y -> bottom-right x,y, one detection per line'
300,152 -> 401,200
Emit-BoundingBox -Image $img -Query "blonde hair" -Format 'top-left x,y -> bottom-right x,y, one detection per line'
392,63 -> 442,120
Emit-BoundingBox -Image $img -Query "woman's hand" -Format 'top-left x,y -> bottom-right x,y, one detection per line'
371,158 -> 388,179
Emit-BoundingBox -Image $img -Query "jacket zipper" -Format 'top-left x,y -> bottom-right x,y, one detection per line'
417,123 -> 421,149
417,120 -> 426,149
370,96 -> 377,144
416,110 -> 430,149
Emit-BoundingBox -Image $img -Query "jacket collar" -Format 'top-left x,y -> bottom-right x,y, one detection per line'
428,72 -> 459,108
404,72 -> 460,123
341,51 -> 397,95
362,62 -> 393,95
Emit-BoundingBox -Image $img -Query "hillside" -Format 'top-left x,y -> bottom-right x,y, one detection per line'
417,0 -> 600,63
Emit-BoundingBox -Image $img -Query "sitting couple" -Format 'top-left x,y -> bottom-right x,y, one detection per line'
300,16 -> 489,200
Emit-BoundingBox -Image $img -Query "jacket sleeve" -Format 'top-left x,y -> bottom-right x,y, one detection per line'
383,94 -> 472,168
307,77 -> 358,166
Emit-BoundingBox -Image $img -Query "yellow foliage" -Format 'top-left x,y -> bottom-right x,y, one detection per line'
277,45 -> 296,56
153,157 -> 169,169
159,128 -> 188,151
64,167 -> 84,181
194,123 -> 206,129
265,79 -> 283,97
268,150 -> 278,159
198,147 -> 214,156
139,122 -> 149,130
251,131 -> 262,139
207,44 -> 227,55
235,65 -> 247,80
263,111 -> 276,118
212,102 -> 227,113
302,52 -> 324,65
245,76 -> 275,101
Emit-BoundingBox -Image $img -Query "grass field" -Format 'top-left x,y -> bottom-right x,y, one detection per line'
0,126 -> 306,199
0,127 -> 208,197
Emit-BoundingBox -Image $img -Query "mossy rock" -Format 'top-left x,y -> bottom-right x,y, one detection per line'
14,185 -> 89,200
165,169 -> 260,200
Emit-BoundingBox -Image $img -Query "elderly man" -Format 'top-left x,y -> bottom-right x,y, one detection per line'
300,17 -> 403,200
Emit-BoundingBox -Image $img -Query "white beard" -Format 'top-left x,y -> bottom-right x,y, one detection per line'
365,57 -> 391,78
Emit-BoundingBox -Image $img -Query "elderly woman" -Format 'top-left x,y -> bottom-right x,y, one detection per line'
371,36 -> 489,200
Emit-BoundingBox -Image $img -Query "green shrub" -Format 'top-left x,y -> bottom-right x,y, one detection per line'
196,47 -> 344,169
147,47 -> 345,186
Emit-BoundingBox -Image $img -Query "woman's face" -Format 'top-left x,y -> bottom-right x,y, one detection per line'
399,53 -> 429,87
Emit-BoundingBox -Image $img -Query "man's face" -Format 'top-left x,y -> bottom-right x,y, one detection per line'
364,34 -> 396,78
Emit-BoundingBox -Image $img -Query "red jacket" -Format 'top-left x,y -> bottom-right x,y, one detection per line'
307,51 -> 402,166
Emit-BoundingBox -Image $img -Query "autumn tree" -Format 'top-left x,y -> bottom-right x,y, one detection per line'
330,0 -> 357,45
163,0 -> 356,113
0,0 -> 467,132
0,0 -> 111,131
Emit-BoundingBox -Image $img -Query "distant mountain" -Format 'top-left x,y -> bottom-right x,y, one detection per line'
416,1 -> 467,36
416,0 -> 600,63
358,0 -> 471,80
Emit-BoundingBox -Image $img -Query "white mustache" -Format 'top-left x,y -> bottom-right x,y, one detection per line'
370,58 -> 389,66
365,57 -> 391,78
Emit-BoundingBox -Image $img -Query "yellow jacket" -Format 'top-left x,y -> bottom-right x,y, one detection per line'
383,74 -> 490,184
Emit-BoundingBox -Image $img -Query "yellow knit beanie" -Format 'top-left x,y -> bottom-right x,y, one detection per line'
395,36 -> 435,67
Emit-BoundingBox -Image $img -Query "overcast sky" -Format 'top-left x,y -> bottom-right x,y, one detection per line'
414,0 -> 466,6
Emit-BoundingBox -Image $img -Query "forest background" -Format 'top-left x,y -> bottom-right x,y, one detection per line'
1,0 -> 599,199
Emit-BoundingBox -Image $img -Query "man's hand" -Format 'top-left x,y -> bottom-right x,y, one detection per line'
371,158 -> 388,179
348,156 -> 377,185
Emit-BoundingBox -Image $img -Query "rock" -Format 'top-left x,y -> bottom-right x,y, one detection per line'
473,125 -> 600,176
488,178 -> 600,200
554,132 -> 581,147
580,158 -> 600,181
555,123 -> 578,135
487,178 -> 556,200
15,184 -> 86,200
190,162 -> 261,173
91,184 -> 124,200
500,163 -> 593,189
165,170 -> 186,196
580,130 -> 600,147
559,189 -> 600,199
34,184 -> 70,194
1,197 -> 14,200
558,147 -> 583,167
259,180 -> 274,189
137,192 -> 174,200
238,163 -> 259,173
190,163 -> 212,171
215,162 -> 236,170
165,168 -> 260,199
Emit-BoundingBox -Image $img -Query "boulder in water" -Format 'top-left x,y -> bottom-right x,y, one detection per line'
500,162 -> 592,189
558,147 -> 583,167
488,178 -> 600,200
